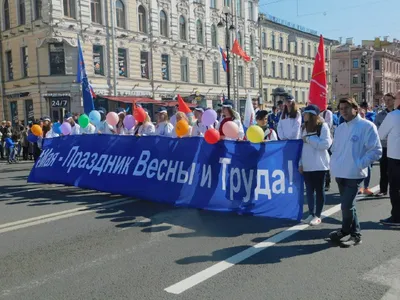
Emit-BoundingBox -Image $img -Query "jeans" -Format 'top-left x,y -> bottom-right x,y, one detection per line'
379,148 -> 389,194
388,158 -> 400,221
336,178 -> 363,237
303,171 -> 327,218
8,147 -> 15,161
363,165 -> 372,189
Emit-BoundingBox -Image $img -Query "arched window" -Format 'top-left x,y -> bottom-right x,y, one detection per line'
237,31 -> 242,47
18,0 -> 26,25
249,35 -> 254,56
179,16 -> 186,40
138,5 -> 147,33
159,10 -> 168,37
115,0 -> 125,28
91,0 -> 102,24
4,0 -> 10,29
211,24 -> 217,48
196,19 -> 203,44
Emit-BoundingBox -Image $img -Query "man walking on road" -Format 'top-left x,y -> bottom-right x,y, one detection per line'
378,91 -> 400,226
329,97 -> 382,247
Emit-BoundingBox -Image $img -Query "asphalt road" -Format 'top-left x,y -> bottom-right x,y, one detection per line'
0,161 -> 399,300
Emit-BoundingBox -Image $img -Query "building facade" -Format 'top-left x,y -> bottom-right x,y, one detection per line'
259,14 -> 336,106
331,37 -> 400,107
0,0 -> 263,122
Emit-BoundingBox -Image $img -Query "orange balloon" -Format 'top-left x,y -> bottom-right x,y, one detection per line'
31,124 -> 43,137
175,120 -> 189,137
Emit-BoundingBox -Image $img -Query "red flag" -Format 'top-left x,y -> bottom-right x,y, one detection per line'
309,35 -> 327,112
231,39 -> 251,62
177,94 -> 191,114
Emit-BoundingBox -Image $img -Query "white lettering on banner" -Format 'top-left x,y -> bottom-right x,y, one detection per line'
112,156 -> 127,174
165,160 -> 179,182
241,169 -> 254,203
67,151 -> 83,173
146,159 -> 159,179
272,170 -> 285,195
85,153 -> 98,170
157,159 -> 168,180
229,168 -> 241,200
188,162 -> 196,185
219,158 -> 231,191
121,157 -> 135,175
62,146 -> 79,167
133,150 -> 151,176
177,162 -> 189,184
78,152 -> 91,168
89,154 -> 108,176
200,164 -> 212,188
255,170 -> 272,200
103,155 -> 119,174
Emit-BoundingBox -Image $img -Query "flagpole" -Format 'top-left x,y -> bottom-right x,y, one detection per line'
233,2 -> 239,109
110,0 -> 117,96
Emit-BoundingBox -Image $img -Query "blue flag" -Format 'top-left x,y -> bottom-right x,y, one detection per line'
219,46 -> 227,72
77,37 -> 95,114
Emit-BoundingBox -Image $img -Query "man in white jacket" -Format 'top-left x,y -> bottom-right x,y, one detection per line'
329,97 -> 382,247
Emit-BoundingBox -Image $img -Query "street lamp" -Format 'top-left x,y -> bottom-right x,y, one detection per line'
361,51 -> 368,103
218,6 -> 235,101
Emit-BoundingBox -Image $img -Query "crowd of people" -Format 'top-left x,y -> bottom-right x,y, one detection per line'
1,91 -> 399,247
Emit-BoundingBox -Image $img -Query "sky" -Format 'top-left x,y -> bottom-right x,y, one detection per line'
258,0 -> 400,45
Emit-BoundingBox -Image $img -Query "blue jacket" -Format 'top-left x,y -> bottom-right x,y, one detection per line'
5,137 -> 14,149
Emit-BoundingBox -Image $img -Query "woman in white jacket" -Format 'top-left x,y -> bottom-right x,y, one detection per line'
277,94 -> 302,140
299,104 -> 332,226
216,100 -> 244,141
133,109 -> 155,136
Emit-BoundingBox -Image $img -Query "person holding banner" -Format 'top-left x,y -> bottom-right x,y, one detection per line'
277,94 -> 302,140
299,105 -> 332,226
217,100 -> 244,140
96,108 -> 114,134
172,112 -> 192,138
133,109 -> 155,136
155,107 -> 174,137
115,108 -> 128,135
255,110 -> 278,141
191,106 -> 208,137
65,113 -> 81,135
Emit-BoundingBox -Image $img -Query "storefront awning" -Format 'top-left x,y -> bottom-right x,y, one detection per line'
101,96 -> 159,104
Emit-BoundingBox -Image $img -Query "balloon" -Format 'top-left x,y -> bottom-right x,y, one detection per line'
89,110 -> 101,126
106,112 -> 119,126
204,128 -> 220,144
60,122 -> 72,135
31,124 -> 42,137
53,122 -> 62,134
123,115 -> 135,130
134,107 -> 146,123
202,109 -> 217,126
27,132 -> 38,143
78,114 -> 90,128
175,119 -> 189,137
246,125 -> 264,143
222,121 -> 239,139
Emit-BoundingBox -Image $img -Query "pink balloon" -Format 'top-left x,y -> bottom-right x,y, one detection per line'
202,109 -> 217,126
60,122 -> 72,135
123,115 -> 135,130
222,121 -> 239,139
106,112 -> 119,126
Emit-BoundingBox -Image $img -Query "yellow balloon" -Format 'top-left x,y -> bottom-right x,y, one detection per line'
246,125 -> 264,143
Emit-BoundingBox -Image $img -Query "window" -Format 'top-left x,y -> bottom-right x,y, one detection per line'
179,16 -> 186,40
93,45 -> 104,75
279,62 -> 283,78
249,35 -> 254,56
374,60 -> 380,70
375,82 -> 380,92
307,44 -> 311,57
248,1 -> 253,21
287,39 -> 291,53
210,0 -> 216,8
237,31 -> 243,47
250,67 -> 255,88
325,48 -> 329,60
5,51 -> 13,80
140,51 -> 149,79
294,42 -> 298,55
4,0 -> 10,29
262,60 -> 267,77
352,75 -> 358,84
197,60 -> 204,83
302,91 -> 305,103
301,41 -> 304,56
263,88 -> 268,102
279,36 -> 283,51
159,10 -> 168,37
115,0 -> 125,28
138,5 -> 147,33
63,0 -> 76,18
287,64 -> 291,79
294,65 -> 298,80
181,57 -> 189,82
196,20 -> 203,44
271,61 -> 276,77
21,47 -> 28,78
213,62 -> 219,85
49,43 -> 65,75
352,59 -> 359,68
34,0 -> 42,19
307,67 -> 311,81
295,90 -> 298,101
211,24 -> 217,48
271,33 -> 275,50
118,48 -> 127,77
262,32 -> 267,49
236,0 -> 242,17
301,66 -> 305,80
18,0 -> 26,25
238,66 -> 243,87
91,0 -> 101,23
353,93 -> 358,102
161,54 -> 170,80
224,0 -> 230,5
314,45 -> 317,56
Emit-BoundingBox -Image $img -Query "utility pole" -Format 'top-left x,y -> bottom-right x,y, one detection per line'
110,0 -> 117,96
258,14 -> 264,107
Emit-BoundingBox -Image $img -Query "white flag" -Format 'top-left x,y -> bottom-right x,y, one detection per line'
243,93 -> 255,128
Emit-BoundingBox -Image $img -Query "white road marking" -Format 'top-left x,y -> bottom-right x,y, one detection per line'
0,185 -> 64,197
165,185 -> 380,295
0,197 -> 137,234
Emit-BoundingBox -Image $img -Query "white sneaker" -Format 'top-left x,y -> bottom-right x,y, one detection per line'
302,215 -> 314,224
310,216 -> 321,226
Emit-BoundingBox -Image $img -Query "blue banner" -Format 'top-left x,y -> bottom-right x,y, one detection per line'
28,136 -> 304,221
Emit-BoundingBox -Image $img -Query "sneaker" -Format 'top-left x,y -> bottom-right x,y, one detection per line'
302,215 -> 314,224
376,192 -> 387,197
358,188 -> 364,194
340,236 -> 362,248
363,188 -> 374,196
328,230 -> 348,242
310,216 -> 321,226
380,217 -> 400,226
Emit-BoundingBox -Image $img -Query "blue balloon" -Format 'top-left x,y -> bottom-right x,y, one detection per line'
89,110 -> 101,126
53,122 -> 62,134
27,132 -> 38,143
